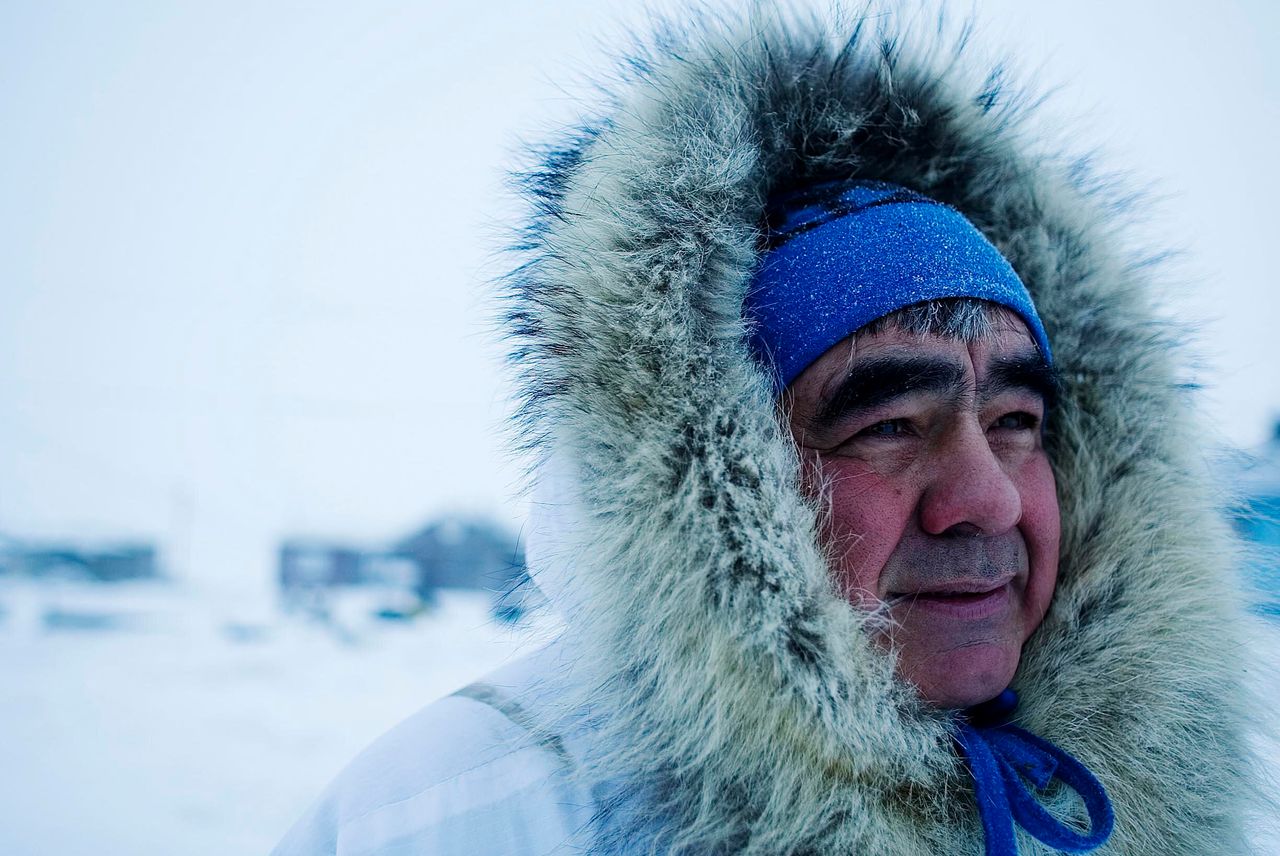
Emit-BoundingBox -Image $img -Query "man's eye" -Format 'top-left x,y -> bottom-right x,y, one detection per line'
858,419 -> 911,438
991,412 -> 1039,431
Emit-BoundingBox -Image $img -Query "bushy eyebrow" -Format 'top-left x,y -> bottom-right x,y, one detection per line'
981,352 -> 1061,409
813,356 -> 966,429
810,350 -> 1062,431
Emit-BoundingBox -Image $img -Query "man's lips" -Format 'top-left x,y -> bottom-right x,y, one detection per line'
887,579 -> 1014,620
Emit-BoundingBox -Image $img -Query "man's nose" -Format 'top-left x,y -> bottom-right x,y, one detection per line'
918,425 -> 1022,537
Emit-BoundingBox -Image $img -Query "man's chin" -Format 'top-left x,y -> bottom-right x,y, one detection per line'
898,640 -> 1022,709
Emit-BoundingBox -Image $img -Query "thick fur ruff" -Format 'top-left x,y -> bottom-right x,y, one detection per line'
502,5 -> 1256,854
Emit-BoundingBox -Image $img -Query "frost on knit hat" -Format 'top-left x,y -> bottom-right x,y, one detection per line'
745,180 -> 1053,390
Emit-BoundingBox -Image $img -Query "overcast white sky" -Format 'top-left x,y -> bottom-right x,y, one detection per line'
2,1 -> 1276,597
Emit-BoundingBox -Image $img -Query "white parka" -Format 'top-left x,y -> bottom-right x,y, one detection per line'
275,7 -> 1265,854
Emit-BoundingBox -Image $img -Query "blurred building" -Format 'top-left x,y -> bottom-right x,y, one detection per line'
394,515 -> 531,623
276,514 -> 534,622
393,516 -> 525,595
0,537 -> 159,583
278,541 -> 366,590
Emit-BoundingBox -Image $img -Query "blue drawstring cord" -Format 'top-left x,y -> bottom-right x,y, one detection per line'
954,689 -> 1114,855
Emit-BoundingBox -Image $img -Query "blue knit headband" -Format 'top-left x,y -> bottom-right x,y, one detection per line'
745,180 -> 1052,390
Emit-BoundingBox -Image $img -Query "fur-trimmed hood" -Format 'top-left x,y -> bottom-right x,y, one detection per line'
504,6 -> 1257,854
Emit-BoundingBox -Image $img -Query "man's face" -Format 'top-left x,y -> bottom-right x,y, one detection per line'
785,314 -> 1060,708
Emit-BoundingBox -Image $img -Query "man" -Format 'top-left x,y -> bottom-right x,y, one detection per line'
274,9 -> 1258,855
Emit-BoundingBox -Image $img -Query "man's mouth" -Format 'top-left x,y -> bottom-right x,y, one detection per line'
887,580 -> 1013,620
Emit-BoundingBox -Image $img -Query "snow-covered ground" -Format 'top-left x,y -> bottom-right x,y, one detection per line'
0,580 -> 1276,855
0,580 -> 559,856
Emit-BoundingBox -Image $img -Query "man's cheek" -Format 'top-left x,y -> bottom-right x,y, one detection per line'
819,464 -> 907,606
1013,454 -> 1061,639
